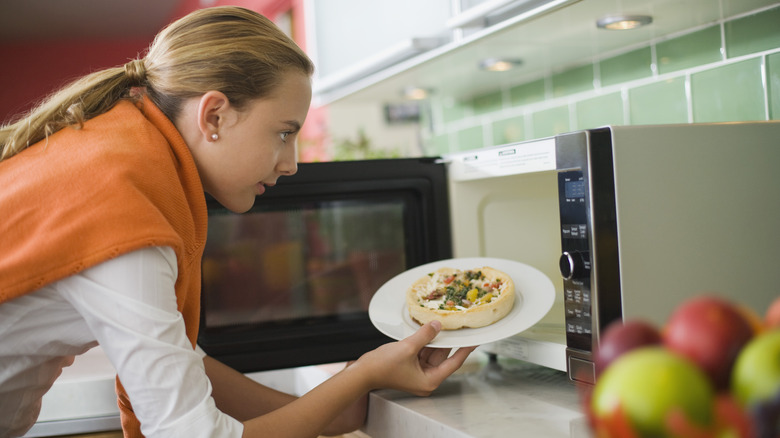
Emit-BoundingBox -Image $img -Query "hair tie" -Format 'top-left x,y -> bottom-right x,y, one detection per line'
124,59 -> 147,86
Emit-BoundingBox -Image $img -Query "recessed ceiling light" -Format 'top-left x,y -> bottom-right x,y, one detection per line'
596,15 -> 653,30
479,58 -> 523,72
402,86 -> 431,100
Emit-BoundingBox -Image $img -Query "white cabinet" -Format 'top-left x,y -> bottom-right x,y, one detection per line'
306,0 -> 581,105
306,0 -> 452,101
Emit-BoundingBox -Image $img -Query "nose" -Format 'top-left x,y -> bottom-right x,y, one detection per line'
277,141 -> 298,176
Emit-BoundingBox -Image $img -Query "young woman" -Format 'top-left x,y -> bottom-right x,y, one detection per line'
0,7 -> 475,438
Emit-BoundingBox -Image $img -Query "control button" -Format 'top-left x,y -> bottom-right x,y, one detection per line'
561,224 -> 588,239
560,251 -> 588,280
569,356 -> 596,384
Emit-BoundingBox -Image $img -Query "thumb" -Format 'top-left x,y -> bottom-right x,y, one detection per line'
404,320 -> 442,348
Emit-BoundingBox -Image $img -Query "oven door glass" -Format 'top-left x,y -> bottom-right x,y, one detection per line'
198,158 -> 451,372
203,198 -> 407,328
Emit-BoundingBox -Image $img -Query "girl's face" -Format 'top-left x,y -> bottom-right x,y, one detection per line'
184,72 -> 312,213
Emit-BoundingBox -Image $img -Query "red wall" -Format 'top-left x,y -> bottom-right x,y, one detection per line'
0,0 -> 307,125
0,0 -> 329,161
0,39 -> 150,124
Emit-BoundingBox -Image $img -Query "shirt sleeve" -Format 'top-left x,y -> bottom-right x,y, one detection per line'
55,246 -> 244,438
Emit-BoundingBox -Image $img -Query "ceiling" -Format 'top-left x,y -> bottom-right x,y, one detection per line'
2,0 -> 776,106
316,0 -> 779,105
0,0 -> 183,41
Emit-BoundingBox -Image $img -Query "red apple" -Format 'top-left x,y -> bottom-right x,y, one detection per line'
663,295 -> 754,390
766,296 -> 780,329
595,319 -> 662,376
736,303 -> 766,335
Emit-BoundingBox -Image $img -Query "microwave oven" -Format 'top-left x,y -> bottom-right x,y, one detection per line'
198,158 -> 452,372
198,120 -> 780,383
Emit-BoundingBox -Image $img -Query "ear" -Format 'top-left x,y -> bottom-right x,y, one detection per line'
196,91 -> 231,142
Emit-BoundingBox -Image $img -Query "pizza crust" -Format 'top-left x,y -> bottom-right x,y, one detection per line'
406,266 -> 515,330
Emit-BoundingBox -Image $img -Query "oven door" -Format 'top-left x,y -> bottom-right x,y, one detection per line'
198,157 -> 452,372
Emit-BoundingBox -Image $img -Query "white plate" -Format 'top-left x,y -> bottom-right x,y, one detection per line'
368,257 -> 556,348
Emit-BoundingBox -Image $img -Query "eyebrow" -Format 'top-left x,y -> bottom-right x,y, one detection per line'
282,120 -> 301,132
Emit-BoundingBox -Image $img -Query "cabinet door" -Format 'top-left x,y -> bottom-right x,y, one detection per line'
307,0 -> 451,89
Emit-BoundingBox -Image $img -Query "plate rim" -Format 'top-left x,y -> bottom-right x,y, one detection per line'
368,257 -> 555,348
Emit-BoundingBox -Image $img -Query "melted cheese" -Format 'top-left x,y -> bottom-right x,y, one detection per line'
413,269 -> 507,311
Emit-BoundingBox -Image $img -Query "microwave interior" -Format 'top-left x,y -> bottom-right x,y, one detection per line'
198,158 -> 452,372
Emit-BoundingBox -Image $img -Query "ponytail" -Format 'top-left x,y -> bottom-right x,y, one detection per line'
0,6 -> 313,163
0,60 -> 146,161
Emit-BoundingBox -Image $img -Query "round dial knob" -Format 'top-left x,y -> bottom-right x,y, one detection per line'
560,251 -> 587,280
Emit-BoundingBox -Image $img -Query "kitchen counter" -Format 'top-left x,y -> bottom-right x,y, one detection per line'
362,352 -> 590,438
28,348 -> 590,438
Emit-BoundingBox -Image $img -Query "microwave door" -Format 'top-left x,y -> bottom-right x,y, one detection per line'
443,139 -> 570,373
198,157 -> 452,372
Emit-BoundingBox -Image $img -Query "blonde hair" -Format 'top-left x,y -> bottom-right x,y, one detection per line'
0,6 -> 314,162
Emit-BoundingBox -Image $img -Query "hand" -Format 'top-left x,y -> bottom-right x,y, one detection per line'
356,321 -> 477,396
239,323 -> 475,438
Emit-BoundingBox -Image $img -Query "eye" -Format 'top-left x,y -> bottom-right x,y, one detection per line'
280,131 -> 291,142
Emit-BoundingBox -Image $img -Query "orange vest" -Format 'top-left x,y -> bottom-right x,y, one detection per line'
0,97 -> 208,437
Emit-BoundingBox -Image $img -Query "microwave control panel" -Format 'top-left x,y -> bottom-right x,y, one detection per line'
558,170 -> 592,353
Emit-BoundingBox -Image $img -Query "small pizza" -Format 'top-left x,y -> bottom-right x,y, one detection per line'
407,266 -> 515,330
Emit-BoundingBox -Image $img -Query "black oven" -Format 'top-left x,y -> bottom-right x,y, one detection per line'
198,157 -> 451,372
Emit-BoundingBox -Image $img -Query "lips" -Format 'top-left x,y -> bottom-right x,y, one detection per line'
256,181 -> 276,196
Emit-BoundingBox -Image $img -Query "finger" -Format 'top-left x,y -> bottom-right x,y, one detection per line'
426,346 -> 477,381
423,347 -> 452,367
403,320 -> 442,349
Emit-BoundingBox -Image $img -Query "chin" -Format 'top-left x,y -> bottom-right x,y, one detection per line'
214,194 -> 256,214
230,200 -> 255,214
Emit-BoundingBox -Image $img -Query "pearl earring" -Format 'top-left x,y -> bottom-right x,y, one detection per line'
211,133 -> 219,141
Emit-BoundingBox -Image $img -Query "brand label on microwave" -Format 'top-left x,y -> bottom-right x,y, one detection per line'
444,138 -> 556,181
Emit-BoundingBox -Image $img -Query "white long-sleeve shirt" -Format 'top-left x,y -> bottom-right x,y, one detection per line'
0,247 -> 243,438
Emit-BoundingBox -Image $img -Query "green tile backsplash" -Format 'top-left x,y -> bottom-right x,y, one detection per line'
629,77 -> 689,125
492,116 -> 526,144
472,90 -> 503,115
423,4 -> 779,153
456,125 -> 484,150
691,58 -> 766,122
600,47 -> 653,87
656,25 -> 722,75
552,64 -> 594,97
440,98 -> 471,123
725,6 -> 780,58
575,92 -> 624,129
509,79 -> 546,106
769,52 -> 780,119
532,105 -> 570,138
428,133 -> 452,156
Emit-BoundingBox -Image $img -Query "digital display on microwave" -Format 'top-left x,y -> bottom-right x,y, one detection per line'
564,180 -> 586,199
202,200 -> 407,328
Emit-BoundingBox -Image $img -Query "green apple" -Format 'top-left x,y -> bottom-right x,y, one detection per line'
731,330 -> 780,408
591,347 -> 715,437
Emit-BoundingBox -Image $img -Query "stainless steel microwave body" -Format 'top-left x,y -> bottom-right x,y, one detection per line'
199,121 -> 780,383
446,121 -> 780,383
